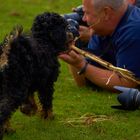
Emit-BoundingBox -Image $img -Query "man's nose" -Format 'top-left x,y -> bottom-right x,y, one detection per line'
82,14 -> 87,22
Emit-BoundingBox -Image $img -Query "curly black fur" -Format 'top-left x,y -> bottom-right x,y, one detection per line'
0,12 -> 69,139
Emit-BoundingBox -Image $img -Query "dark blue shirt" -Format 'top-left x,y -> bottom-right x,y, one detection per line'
88,5 -> 140,78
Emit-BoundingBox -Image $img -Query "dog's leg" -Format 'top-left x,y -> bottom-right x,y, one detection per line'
0,125 -> 4,140
3,119 -> 15,134
38,85 -> 54,120
0,97 -> 22,138
20,94 -> 37,116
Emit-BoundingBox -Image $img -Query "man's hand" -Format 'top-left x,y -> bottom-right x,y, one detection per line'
58,50 -> 86,69
79,25 -> 94,41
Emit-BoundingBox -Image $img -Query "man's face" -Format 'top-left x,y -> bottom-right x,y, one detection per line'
82,0 -> 106,35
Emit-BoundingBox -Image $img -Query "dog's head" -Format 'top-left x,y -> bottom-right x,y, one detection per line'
31,12 -> 72,55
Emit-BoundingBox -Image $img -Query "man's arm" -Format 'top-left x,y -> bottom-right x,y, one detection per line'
59,50 -> 137,91
80,63 -> 137,91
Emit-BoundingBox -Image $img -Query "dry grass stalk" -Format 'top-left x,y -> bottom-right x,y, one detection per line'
60,113 -> 110,127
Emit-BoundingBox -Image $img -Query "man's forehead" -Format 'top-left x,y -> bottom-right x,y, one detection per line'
82,0 -> 94,11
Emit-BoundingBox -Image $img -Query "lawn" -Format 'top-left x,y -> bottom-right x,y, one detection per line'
1,0 -> 140,140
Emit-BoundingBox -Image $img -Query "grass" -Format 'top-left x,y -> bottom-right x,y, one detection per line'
1,0 -> 140,140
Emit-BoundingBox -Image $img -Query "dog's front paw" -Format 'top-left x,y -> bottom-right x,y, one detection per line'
0,127 -> 4,140
40,109 -> 54,120
3,120 -> 16,135
20,102 -> 37,116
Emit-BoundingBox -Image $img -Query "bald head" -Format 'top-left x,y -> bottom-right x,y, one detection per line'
92,0 -> 126,11
82,0 -> 128,36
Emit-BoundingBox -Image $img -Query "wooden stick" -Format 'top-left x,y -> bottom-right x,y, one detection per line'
71,45 -> 140,84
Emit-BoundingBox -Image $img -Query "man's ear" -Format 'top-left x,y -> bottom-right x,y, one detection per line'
102,7 -> 113,21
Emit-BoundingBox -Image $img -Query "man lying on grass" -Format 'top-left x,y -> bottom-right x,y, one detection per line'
59,0 -> 140,91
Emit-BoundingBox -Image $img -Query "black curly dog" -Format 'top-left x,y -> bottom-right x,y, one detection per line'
0,12 -> 71,139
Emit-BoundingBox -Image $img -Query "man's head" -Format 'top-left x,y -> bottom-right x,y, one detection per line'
82,0 -> 128,36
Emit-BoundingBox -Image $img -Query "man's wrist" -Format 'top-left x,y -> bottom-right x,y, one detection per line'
77,61 -> 88,75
